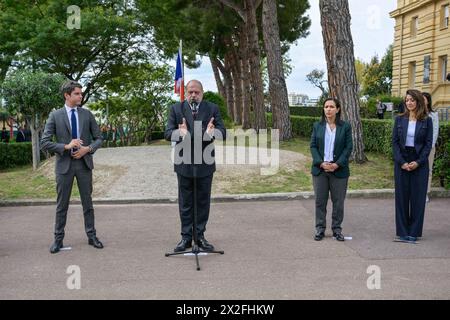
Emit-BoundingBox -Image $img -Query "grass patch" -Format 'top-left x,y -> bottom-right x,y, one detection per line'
227,168 -> 312,194
222,137 -> 397,194
0,165 -> 80,200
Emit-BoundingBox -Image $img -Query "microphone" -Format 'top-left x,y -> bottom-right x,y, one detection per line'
190,100 -> 199,117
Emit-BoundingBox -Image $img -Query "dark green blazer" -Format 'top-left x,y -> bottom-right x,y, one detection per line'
310,120 -> 353,178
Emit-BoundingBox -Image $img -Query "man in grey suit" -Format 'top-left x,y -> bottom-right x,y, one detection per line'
41,80 -> 103,254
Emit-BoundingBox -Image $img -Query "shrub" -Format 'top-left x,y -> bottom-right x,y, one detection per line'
289,106 -> 322,117
0,142 -> 33,169
203,91 -> 233,128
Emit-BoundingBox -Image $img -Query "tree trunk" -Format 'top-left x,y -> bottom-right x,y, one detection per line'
319,0 -> 366,163
30,116 -> 40,170
209,54 -> 226,100
215,56 -> 235,121
224,52 -> 236,122
244,0 -> 266,131
230,46 -> 243,125
239,29 -> 252,129
262,0 -> 292,140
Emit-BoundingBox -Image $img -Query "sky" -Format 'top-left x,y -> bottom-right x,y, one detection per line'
182,0 -> 398,99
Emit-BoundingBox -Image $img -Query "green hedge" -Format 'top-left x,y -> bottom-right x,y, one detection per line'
203,91 -> 233,128
434,123 -> 450,189
267,113 -> 449,188
361,119 -> 394,157
289,106 -> 322,117
0,142 -> 33,169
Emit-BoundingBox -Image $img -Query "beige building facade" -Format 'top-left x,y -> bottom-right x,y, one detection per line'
390,0 -> 450,108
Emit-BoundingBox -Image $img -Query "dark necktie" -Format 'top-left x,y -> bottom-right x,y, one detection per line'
71,109 -> 77,139
71,109 -> 78,154
191,102 -> 198,119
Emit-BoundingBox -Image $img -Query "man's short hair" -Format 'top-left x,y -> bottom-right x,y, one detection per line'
61,80 -> 82,99
186,79 -> 203,91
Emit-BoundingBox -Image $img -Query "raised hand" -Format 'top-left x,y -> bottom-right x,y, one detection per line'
179,118 -> 188,137
207,117 -> 215,136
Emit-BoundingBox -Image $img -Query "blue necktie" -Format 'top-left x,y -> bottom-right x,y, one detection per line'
71,109 -> 77,139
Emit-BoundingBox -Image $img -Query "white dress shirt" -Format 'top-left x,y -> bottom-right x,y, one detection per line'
324,123 -> 336,162
406,121 -> 416,147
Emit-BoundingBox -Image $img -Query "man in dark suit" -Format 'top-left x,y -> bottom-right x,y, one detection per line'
41,80 -> 103,254
165,80 -> 226,252
15,126 -> 26,142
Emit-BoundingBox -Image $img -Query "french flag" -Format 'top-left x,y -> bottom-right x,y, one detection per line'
174,43 -> 184,101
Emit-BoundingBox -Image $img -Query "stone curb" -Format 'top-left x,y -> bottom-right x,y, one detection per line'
1,188 -> 449,207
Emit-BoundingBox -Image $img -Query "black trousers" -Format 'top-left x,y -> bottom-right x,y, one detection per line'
54,159 -> 96,241
177,173 -> 213,241
394,147 -> 428,237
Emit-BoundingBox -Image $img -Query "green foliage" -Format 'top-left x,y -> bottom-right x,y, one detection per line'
0,0 -> 153,103
289,106 -> 322,117
0,142 -> 32,169
1,70 -> 64,119
203,91 -> 233,128
434,123 -> 450,189
267,113 -> 449,188
89,63 -> 174,145
290,116 -> 318,137
361,119 -> 393,157
1,69 -> 65,168
361,45 -> 393,96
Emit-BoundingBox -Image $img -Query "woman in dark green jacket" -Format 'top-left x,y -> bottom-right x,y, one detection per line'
310,98 -> 353,241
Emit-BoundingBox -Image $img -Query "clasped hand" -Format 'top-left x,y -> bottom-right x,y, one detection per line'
321,162 -> 339,172
65,139 -> 89,159
401,161 -> 418,171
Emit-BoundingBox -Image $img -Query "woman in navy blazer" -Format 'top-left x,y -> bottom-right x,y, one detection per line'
310,98 -> 353,241
392,89 -> 432,243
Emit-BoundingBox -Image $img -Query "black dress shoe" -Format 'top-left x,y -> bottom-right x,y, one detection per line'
333,232 -> 345,241
50,240 -> 63,254
174,239 -> 192,252
314,232 -> 325,241
197,238 -> 214,251
88,237 -> 104,249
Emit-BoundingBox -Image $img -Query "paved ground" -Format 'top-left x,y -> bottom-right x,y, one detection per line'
1,198 -> 449,300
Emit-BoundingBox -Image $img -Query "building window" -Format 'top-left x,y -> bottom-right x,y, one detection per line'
409,61 -> 416,88
423,55 -> 431,84
442,4 -> 449,28
439,55 -> 448,82
410,16 -> 418,38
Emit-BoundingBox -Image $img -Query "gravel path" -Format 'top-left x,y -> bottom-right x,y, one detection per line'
41,145 -> 309,199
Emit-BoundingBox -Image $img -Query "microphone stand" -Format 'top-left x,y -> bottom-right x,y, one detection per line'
165,104 -> 224,271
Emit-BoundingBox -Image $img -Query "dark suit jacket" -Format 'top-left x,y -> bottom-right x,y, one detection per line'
310,120 -> 353,178
165,100 -> 226,178
41,107 -> 103,174
392,115 -> 432,167
15,130 -> 26,142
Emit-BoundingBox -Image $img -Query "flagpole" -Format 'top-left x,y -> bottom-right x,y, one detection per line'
180,39 -> 185,102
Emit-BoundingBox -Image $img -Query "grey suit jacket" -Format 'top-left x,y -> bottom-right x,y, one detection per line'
41,107 -> 103,174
